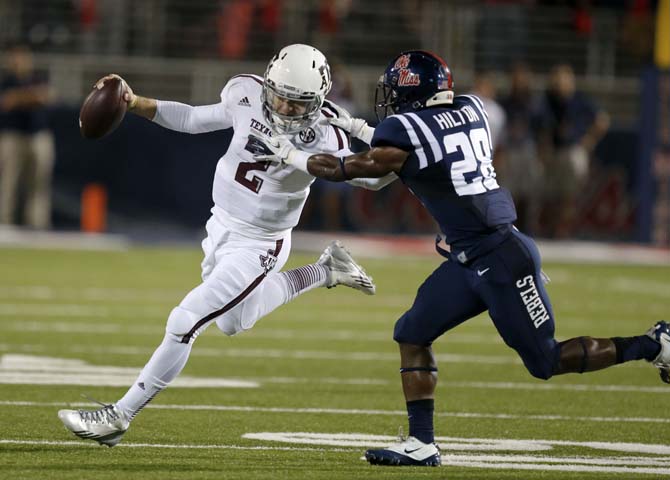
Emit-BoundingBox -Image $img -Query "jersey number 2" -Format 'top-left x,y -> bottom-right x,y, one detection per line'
234,161 -> 270,194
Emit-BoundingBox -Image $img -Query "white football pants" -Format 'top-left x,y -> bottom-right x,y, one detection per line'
116,215 -> 325,420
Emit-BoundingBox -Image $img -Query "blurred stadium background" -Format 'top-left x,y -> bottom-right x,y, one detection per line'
0,0 -> 668,251
2,3 -> 670,479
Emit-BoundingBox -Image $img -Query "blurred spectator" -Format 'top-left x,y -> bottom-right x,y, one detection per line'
498,63 -> 544,235
476,0 -> 534,71
78,0 -> 128,55
0,43 -> 55,229
217,0 -> 256,59
317,0 -> 353,35
620,0 -> 656,63
572,0 -> 594,36
314,60 -> 357,231
217,0 -> 281,60
469,71 -> 506,151
18,0 -> 76,53
536,63 -> 609,237
327,59 -> 357,115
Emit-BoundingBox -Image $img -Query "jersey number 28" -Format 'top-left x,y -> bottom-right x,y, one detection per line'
445,127 -> 498,196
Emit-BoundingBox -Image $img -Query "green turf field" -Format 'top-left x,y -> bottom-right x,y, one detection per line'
1,246 -> 668,479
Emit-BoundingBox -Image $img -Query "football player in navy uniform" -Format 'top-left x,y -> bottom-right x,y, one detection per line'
256,50 -> 670,467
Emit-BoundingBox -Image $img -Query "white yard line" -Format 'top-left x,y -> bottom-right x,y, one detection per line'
442,460 -> 670,476
245,432 -> 670,456
0,342 -> 523,364
446,380 -> 670,393
0,304 -> 112,317
0,287 -> 413,308
5,320 -> 505,344
0,439 -> 348,452
443,453 -> 670,466
1,400 -> 669,424
0,285 -> 180,302
0,345 -> 659,390
0,433 -> 670,475
0,304 -> 166,318
2,437 -> 670,475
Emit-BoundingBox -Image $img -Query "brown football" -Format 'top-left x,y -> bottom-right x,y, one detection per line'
79,76 -> 127,139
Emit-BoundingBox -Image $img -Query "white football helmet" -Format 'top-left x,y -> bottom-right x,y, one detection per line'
262,44 -> 332,135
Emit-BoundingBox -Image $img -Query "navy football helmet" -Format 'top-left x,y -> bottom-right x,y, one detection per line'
375,50 -> 454,121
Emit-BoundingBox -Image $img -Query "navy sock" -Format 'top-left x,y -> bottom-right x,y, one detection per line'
612,336 -> 661,363
407,399 -> 434,444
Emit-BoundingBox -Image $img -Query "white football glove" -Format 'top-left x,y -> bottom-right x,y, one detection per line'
325,101 -> 375,145
252,132 -> 294,163
252,132 -> 311,173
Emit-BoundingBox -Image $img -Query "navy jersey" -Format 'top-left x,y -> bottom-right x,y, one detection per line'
0,72 -> 50,133
371,95 -> 517,262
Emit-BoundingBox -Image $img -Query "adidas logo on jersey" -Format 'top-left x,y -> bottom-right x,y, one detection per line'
238,97 -> 251,107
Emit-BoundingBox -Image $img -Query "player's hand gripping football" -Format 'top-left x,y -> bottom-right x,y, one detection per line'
95,73 -> 137,110
324,101 -> 374,144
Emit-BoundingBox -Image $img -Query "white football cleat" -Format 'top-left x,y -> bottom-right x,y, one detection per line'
58,403 -> 129,447
646,320 -> 670,384
365,435 -> 441,466
318,240 -> 375,295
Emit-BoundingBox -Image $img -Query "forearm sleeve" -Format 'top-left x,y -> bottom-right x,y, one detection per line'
153,100 -> 231,133
346,172 -> 398,191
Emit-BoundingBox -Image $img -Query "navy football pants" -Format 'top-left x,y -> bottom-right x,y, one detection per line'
394,230 -> 560,379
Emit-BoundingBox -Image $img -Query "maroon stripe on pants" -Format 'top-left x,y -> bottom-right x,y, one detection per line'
180,239 -> 284,344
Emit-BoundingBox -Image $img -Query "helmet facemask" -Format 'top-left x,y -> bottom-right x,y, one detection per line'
375,76 -> 400,122
262,78 -> 322,135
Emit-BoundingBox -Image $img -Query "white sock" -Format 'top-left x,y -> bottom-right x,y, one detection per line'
116,332 -> 192,420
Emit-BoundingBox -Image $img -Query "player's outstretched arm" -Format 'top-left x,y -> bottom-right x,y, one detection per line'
253,133 -> 408,181
308,147 -> 408,181
94,74 -> 231,134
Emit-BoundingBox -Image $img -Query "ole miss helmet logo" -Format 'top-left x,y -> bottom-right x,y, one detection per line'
398,69 -> 420,86
393,54 -> 421,87
394,54 -> 411,69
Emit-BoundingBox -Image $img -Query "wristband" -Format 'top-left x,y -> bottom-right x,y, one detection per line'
338,157 -> 350,180
285,149 -> 311,173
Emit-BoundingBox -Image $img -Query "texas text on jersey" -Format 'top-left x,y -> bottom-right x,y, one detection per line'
371,93 -> 517,263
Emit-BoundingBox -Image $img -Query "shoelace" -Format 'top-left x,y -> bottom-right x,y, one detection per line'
78,394 -> 119,424
79,405 -> 119,424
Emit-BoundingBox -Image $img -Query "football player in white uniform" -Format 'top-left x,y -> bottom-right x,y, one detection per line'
58,44 -> 389,447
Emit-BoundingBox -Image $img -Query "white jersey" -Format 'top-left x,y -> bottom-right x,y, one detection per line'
153,74 -> 350,240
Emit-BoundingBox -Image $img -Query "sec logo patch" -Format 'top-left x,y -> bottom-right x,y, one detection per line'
299,128 -> 316,144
